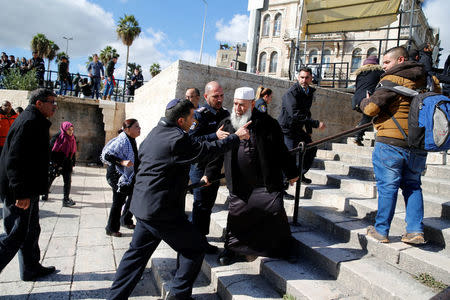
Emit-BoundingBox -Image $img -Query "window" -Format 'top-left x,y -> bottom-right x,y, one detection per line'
351,48 -> 362,72
262,15 -> 270,36
269,52 -> 278,73
321,49 -> 332,75
309,49 -> 318,64
273,14 -> 282,37
259,52 -> 267,73
367,47 -> 378,58
221,54 -> 228,61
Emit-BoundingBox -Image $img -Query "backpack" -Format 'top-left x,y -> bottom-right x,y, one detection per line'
376,80 -> 450,151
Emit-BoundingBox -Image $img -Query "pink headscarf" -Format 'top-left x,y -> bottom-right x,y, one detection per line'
52,121 -> 77,158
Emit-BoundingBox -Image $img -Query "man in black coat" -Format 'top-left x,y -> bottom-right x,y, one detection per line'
278,67 -> 325,184
204,87 -> 299,265
108,99 -> 251,300
0,88 -> 57,281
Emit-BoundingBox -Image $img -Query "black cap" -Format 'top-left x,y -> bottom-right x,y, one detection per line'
166,99 -> 181,110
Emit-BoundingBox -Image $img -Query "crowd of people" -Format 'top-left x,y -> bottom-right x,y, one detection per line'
0,51 -> 144,99
0,44 -> 449,300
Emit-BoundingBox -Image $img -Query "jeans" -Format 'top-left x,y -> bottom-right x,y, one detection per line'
59,80 -> 68,95
91,77 -> 101,99
372,142 -> 427,236
106,189 -> 134,233
103,77 -> 114,97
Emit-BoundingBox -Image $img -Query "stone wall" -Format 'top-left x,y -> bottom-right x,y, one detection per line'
129,60 -> 361,145
0,90 -> 125,163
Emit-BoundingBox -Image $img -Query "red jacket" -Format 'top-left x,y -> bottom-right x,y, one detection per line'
0,110 -> 18,147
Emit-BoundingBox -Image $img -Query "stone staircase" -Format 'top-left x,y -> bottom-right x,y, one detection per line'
149,132 -> 449,300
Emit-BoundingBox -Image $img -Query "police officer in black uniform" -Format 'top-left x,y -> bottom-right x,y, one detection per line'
188,81 -> 231,254
108,99 -> 251,300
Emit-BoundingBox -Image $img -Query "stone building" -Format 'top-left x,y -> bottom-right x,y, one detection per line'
246,0 -> 440,85
216,44 -> 247,71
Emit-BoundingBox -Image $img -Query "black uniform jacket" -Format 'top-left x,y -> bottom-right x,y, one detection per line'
130,117 -> 239,222
205,109 -> 298,198
189,103 -> 230,143
0,105 -> 51,202
278,82 -> 319,138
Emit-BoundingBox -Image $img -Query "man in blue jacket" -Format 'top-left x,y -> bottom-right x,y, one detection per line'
108,99 -> 250,300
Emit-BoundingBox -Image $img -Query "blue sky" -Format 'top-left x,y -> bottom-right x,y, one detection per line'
1,0 -> 449,80
0,0 -> 249,80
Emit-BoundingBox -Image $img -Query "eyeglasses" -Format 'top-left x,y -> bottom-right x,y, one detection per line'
40,100 -> 57,105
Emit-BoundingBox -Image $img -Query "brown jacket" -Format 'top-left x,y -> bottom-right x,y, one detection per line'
360,61 -> 427,145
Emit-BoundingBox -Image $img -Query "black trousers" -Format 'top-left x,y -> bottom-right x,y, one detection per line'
0,195 -> 41,278
283,133 -> 317,176
189,165 -> 220,236
48,167 -> 72,199
106,189 -> 134,233
108,217 -> 206,300
355,113 -> 373,141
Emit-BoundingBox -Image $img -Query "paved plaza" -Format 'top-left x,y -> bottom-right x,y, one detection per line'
0,166 -> 163,300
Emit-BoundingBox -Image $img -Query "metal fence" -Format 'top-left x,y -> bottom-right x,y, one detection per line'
43,70 -> 145,102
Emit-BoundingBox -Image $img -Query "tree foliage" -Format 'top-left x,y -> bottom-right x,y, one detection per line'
55,51 -> 69,64
0,68 -> 39,91
116,14 -> 141,47
30,33 -> 49,58
127,62 -> 141,80
99,46 -> 120,65
150,63 -> 161,78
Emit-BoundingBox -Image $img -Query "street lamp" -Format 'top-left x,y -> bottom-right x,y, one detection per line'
199,0 -> 207,64
62,36 -> 73,55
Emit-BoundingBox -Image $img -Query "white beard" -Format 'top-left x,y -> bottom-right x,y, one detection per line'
230,108 -> 252,130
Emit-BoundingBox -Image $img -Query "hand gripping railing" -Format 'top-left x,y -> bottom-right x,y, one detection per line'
288,122 -> 373,225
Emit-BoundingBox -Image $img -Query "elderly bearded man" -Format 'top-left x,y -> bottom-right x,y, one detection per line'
204,87 -> 300,265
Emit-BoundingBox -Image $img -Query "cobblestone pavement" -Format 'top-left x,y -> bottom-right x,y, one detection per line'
0,166 -> 160,300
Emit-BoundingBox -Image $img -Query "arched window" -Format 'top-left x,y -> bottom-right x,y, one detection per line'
309,49 -> 318,64
367,47 -> 378,58
259,52 -> 267,73
351,48 -> 362,72
321,49 -> 332,75
262,15 -> 270,36
273,14 -> 282,37
269,52 -> 278,73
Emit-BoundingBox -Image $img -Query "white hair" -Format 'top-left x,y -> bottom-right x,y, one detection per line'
230,107 -> 252,130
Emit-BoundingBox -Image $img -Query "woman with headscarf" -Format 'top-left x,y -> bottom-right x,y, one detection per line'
101,119 -> 141,237
42,121 -> 77,207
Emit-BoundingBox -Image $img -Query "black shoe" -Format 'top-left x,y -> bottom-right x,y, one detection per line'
218,249 -> 235,266
63,198 -> 76,207
21,265 -> 56,281
301,176 -> 312,184
121,223 -> 136,229
41,194 -> 48,201
283,191 -> 295,200
205,243 -> 218,254
165,291 -> 194,300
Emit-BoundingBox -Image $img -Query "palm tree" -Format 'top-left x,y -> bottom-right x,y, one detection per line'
127,62 -> 141,80
116,14 -> 141,82
85,55 -> 93,69
99,46 -> 120,65
150,63 -> 161,78
44,41 -> 59,83
30,33 -> 49,58
55,51 -> 69,64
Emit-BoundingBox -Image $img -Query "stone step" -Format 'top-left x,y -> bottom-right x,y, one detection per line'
284,185 -> 450,249
208,189 -> 441,299
425,164 -> 450,179
331,143 -> 447,165
186,195 -> 355,300
293,198 -> 450,285
314,158 -> 450,198
149,242 -> 219,300
295,230 -> 437,299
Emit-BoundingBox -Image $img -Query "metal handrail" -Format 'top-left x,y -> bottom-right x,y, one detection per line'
289,122 -> 373,225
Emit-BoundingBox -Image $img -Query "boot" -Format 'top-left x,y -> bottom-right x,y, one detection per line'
107,95 -> 111,100
102,95 -> 107,100
63,197 -> 76,207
